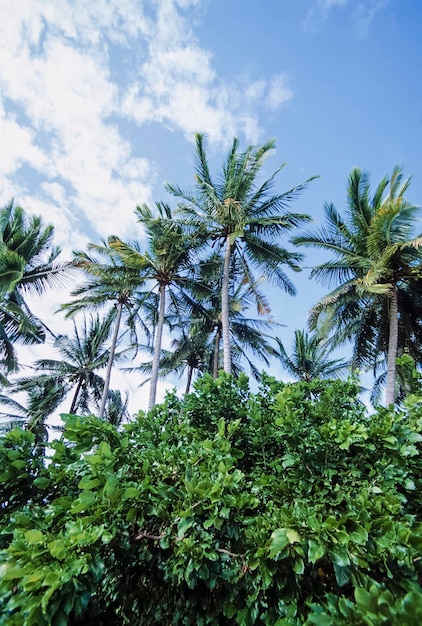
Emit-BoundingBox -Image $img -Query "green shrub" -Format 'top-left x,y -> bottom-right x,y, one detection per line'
1,375 -> 421,624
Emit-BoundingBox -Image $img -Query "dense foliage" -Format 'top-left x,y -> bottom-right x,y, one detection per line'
1,374 -> 422,625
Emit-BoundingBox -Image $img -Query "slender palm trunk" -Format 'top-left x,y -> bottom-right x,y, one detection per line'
69,377 -> 83,414
99,301 -> 123,419
221,237 -> 232,374
213,325 -> 221,378
185,366 -> 193,394
149,283 -> 166,411
385,286 -> 399,406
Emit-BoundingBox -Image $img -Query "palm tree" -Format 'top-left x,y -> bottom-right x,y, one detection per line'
109,202 -> 201,410
294,166 -> 422,405
13,313 -> 125,423
0,201 -> 71,372
132,328 -> 211,395
132,294 -> 280,393
61,241 -> 148,418
166,133 -> 315,375
103,389 -> 131,427
275,329 -> 350,382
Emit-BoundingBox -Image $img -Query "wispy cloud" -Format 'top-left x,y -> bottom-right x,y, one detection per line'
120,0 -> 293,145
304,0 -> 349,33
354,0 -> 390,39
304,0 -> 389,36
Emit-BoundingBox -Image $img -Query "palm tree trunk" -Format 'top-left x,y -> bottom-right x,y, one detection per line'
221,237 -> 232,374
99,301 -> 123,419
213,325 -> 221,378
385,286 -> 399,406
148,283 -> 166,411
69,377 -> 83,414
185,366 -> 193,394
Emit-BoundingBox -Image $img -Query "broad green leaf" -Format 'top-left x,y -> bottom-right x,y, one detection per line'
286,529 -> 301,543
78,476 -> 100,490
33,476 -> 50,489
2,566 -> 27,580
177,517 -> 193,538
308,539 -> 326,563
269,528 -> 290,557
25,529 -> 44,544
333,562 -> 351,587
104,473 -> 119,495
350,524 -> 368,544
48,539 -> 67,560
122,487 -> 139,500
306,613 -> 333,626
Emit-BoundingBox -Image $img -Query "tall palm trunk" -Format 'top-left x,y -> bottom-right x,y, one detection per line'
149,283 -> 166,410
213,325 -> 221,378
99,301 -> 123,419
385,286 -> 399,406
185,366 -> 193,395
221,237 -> 232,374
69,377 -> 83,414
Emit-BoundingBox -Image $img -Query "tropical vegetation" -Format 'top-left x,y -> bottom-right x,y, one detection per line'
294,166 -> 422,405
0,201 -> 71,374
1,374 -> 422,624
166,133 -> 316,375
0,139 -> 422,625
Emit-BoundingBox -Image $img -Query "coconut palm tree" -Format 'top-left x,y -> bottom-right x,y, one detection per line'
132,328 -> 211,395
0,201 -> 71,372
294,166 -> 422,405
61,240 -> 148,418
275,329 -> 350,382
12,313 -> 126,424
103,389 -> 131,427
166,133 -> 315,375
109,202 -> 201,410
133,296 -> 280,394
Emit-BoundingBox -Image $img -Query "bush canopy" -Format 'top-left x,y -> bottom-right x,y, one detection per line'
1,373 -> 422,625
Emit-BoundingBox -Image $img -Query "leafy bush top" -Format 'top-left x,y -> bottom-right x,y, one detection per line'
1,373 -> 422,625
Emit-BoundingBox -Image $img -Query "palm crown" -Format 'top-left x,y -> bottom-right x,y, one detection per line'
294,166 -> 422,404
167,133 -> 315,374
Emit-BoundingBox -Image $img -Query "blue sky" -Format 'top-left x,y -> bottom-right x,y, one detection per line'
1,0 -> 421,411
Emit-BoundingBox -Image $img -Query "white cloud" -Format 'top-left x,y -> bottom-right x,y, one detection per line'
0,0 -> 291,241
304,0 -> 389,36
119,0 -> 293,145
0,109 -> 48,176
304,0 -> 349,32
354,1 -> 389,39
265,75 -> 294,111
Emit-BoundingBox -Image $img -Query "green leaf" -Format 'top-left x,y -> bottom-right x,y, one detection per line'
122,487 -> 139,500
306,613 -> 333,626
104,473 -> 119,495
286,529 -> 301,544
404,478 -> 416,490
333,563 -> 351,587
78,476 -> 100,490
2,566 -> 28,580
70,490 -> 96,513
269,528 -> 290,557
355,587 -> 377,613
33,476 -> 50,489
350,524 -> 368,544
177,517 -> 194,538
25,529 -> 44,544
282,453 -> 297,468
308,539 -> 326,563
48,539 -> 67,560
